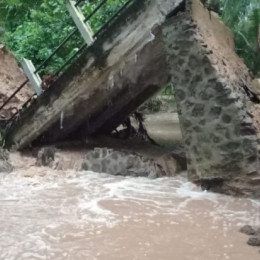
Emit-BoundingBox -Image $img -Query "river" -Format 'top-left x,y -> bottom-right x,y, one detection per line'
0,168 -> 259,260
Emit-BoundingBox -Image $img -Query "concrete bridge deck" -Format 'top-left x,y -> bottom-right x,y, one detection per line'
6,0 -> 181,149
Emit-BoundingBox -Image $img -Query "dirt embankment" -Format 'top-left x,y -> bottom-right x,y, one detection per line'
193,0 -> 260,135
0,45 -> 33,120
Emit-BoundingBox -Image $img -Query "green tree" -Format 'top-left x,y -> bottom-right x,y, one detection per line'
81,0 -> 127,31
0,0 -> 42,33
206,0 -> 260,76
3,0 -> 259,76
3,0 -> 80,74
2,0 -> 127,74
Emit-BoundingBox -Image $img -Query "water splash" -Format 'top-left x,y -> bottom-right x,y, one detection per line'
60,111 -> 64,130
147,32 -> 155,42
0,170 -> 259,259
134,54 -> 138,63
108,73 -> 114,89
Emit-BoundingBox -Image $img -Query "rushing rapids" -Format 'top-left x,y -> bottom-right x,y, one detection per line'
0,167 -> 259,260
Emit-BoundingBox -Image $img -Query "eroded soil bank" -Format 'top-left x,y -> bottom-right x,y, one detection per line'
0,45 -> 33,120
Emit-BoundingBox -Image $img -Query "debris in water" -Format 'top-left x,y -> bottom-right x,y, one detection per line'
247,237 -> 260,247
240,225 -> 256,236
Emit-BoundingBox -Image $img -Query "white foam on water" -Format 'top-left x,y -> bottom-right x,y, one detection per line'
0,169 -> 260,259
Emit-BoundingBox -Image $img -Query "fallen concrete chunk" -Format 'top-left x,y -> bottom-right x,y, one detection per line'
240,225 -> 257,236
247,237 -> 260,247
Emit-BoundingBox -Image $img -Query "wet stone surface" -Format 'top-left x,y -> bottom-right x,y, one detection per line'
240,225 -> 257,236
162,2 -> 258,184
247,237 -> 260,247
240,225 -> 260,253
81,148 -> 181,179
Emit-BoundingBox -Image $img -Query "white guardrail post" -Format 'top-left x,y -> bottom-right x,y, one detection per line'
21,58 -> 43,96
67,0 -> 95,45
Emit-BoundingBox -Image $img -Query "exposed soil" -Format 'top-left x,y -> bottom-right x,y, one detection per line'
0,45 -> 33,120
192,0 -> 252,88
192,0 -> 260,135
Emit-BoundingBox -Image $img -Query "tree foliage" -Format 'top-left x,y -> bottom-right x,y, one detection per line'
3,0 -> 79,74
0,0 -> 42,29
1,0 -> 127,75
0,0 -> 259,76
205,0 -> 260,76
81,0 -> 127,32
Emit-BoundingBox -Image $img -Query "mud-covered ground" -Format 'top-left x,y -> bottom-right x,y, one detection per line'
0,46 -> 33,120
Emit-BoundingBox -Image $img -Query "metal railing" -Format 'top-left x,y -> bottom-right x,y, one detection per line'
1,0 -> 135,123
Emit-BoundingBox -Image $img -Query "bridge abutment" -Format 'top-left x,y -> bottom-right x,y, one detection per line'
162,0 -> 259,185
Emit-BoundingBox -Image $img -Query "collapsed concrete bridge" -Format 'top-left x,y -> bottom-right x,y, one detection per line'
5,0 -> 260,191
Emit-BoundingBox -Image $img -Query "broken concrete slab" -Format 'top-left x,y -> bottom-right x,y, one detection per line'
6,0 -> 181,149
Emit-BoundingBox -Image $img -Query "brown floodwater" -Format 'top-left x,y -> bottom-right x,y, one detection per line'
0,168 -> 259,260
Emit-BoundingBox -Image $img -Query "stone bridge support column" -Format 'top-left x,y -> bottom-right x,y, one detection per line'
162,0 -> 259,187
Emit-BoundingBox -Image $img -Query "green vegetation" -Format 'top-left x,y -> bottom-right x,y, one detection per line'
139,84 -> 177,113
2,0 -> 78,74
0,0 -> 127,74
205,0 -> 260,76
0,0 -> 259,75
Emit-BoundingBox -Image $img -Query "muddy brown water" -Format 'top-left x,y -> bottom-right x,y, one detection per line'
0,168 -> 259,260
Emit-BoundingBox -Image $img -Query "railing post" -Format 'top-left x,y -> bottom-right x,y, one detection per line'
21,59 -> 43,96
67,0 -> 95,45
